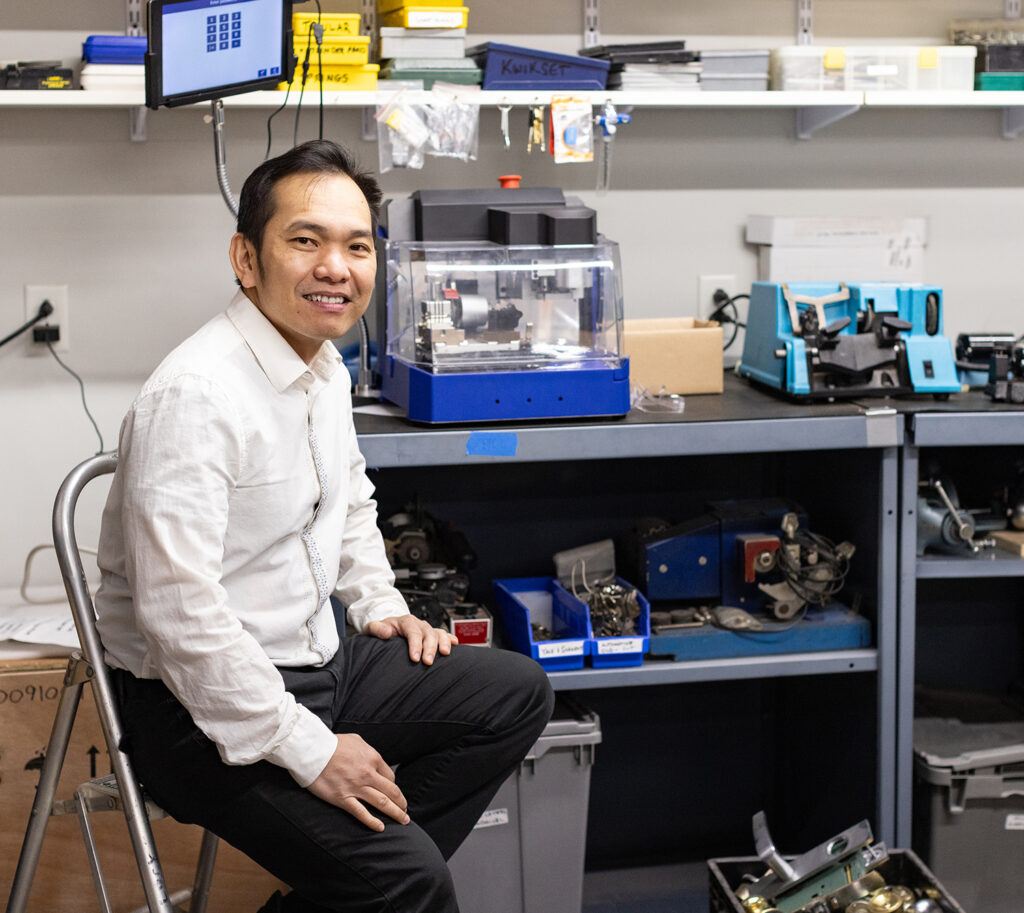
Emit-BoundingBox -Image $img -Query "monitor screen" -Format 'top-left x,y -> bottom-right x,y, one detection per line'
146,0 -> 294,108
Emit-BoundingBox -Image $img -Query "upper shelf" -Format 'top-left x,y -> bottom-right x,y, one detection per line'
9,88 -> 1024,138
5,87 -> 1024,110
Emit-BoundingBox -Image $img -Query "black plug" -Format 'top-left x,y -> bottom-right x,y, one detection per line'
711,288 -> 732,309
33,326 -> 60,343
38,299 -> 54,319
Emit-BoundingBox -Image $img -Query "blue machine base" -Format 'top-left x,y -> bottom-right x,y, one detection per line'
382,357 -> 631,424
646,605 -> 870,661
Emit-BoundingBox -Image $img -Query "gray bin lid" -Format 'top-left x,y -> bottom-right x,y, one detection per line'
914,717 -> 1024,772
525,695 -> 601,761
914,717 -> 1024,812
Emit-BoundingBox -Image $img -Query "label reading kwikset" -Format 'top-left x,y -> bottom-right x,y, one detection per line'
596,638 -> 644,655
536,640 -> 584,658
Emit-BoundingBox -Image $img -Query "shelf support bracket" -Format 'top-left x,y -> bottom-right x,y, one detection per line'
130,106 -> 147,142
797,0 -> 813,45
126,0 -> 146,141
1002,107 -> 1024,139
796,103 -> 859,140
583,0 -> 600,49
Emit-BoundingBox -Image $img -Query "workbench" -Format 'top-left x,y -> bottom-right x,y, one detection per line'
354,372 -> 904,865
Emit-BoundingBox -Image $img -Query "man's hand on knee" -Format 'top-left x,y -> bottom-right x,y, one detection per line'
307,733 -> 410,832
364,614 -> 458,665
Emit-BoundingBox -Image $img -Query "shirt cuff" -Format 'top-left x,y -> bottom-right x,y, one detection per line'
268,705 -> 338,787
347,600 -> 410,634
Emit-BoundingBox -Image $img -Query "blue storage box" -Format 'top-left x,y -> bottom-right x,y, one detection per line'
82,36 -> 148,65
466,42 -> 610,90
553,576 -> 650,668
646,604 -> 870,662
493,577 -> 589,671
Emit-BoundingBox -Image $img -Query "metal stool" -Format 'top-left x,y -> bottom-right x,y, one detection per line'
6,453 -> 219,913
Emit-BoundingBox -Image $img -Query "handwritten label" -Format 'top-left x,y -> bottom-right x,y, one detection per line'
536,640 -> 584,659
1006,814 -> 1024,831
596,638 -> 644,655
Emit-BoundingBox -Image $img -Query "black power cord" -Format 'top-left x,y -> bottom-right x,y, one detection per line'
45,340 -> 106,455
0,300 -> 53,349
708,288 -> 748,352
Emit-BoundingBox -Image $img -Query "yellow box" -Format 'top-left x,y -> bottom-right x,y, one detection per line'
377,0 -> 463,14
622,317 -> 724,395
279,63 -> 379,91
294,35 -> 370,65
292,12 -> 361,38
380,6 -> 469,28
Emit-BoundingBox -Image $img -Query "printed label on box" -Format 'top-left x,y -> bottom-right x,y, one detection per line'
596,638 -> 644,655
536,640 -> 584,658
473,808 -> 509,829
1005,814 -> 1024,831
407,11 -> 463,27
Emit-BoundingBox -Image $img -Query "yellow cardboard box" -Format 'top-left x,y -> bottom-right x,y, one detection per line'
622,317 -> 724,395
0,660 -> 285,913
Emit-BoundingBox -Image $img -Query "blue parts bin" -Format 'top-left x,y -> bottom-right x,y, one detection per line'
82,36 -> 148,65
493,576 -> 650,669
466,42 -> 610,90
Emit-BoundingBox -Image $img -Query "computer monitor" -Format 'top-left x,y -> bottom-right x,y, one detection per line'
145,0 -> 295,108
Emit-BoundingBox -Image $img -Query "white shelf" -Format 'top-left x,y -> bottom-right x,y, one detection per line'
0,88 -> 864,109
9,88 -> 1024,110
9,88 -> 1024,138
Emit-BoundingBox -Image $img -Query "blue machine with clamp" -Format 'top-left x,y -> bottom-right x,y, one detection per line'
736,281 -> 961,400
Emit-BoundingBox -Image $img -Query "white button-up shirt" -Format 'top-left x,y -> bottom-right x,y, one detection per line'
95,292 -> 408,786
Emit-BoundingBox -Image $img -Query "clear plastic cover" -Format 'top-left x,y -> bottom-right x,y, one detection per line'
384,240 -> 625,374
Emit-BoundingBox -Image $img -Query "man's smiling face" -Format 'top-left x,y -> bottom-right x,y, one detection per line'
229,171 -> 376,363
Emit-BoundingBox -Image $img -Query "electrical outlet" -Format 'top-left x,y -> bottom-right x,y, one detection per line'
24,285 -> 69,353
697,274 -> 737,321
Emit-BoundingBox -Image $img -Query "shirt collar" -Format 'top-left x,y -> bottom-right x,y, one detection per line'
226,290 -> 342,393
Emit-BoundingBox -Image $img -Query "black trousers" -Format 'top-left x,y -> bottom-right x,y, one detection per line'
112,638 -> 554,913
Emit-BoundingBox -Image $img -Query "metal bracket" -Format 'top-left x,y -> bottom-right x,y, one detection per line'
583,0 -> 600,49
796,103 -> 860,139
797,0 -> 813,45
1002,107 -> 1024,139
130,106 -> 147,142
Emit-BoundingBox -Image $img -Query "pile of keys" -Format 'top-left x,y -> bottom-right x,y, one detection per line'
582,579 -> 641,637
496,104 -> 547,152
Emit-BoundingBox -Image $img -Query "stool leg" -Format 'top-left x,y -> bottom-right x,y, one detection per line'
6,669 -> 84,913
75,785 -> 116,913
189,830 -> 220,913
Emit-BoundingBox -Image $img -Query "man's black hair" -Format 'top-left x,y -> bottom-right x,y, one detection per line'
236,140 -> 382,254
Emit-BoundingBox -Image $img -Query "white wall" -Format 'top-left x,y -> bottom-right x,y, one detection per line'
2,0 -> 1023,585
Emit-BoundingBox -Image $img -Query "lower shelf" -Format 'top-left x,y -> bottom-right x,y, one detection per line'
547,648 -> 877,690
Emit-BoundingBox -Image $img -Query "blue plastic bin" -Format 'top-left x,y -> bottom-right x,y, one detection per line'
493,577 -> 589,671
466,42 -> 610,90
82,36 -> 148,65
552,576 -> 650,668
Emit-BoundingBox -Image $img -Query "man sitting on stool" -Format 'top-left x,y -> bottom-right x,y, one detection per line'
94,140 -> 554,913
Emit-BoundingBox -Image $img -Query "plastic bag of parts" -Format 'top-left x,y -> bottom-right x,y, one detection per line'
376,89 -> 430,172
422,83 -> 479,162
631,383 -> 685,414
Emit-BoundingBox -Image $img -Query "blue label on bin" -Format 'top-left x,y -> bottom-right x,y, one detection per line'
465,432 -> 518,457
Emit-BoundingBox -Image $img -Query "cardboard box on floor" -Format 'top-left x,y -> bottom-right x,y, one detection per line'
622,317 -> 723,395
0,659 -> 286,913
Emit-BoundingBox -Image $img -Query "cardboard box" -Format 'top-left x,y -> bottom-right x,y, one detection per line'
622,317 -> 723,395
0,660 -> 286,913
